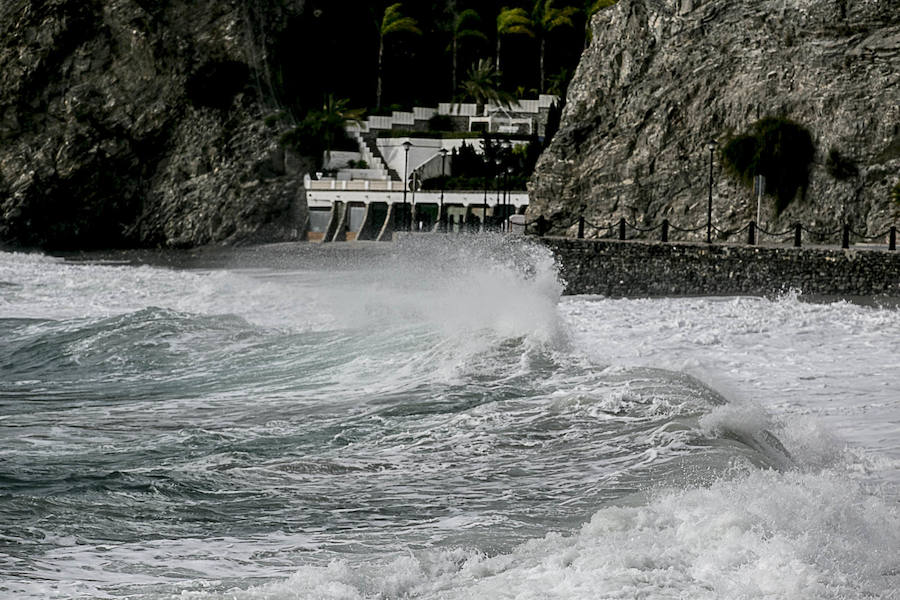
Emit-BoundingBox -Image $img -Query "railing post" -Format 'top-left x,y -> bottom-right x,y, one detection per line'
794,223 -> 802,247
619,218 -> 626,240
890,226 -> 897,251
661,219 -> 669,243
842,224 -> 850,249
578,216 -> 585,239
748,221 -> 756,246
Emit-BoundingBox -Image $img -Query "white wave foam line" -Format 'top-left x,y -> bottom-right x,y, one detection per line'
175,470 -> 899,600
559,294 -> 900,474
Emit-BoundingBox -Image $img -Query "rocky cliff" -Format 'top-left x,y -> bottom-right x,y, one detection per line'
0,0 -> 310,249
529,0 -> 899,241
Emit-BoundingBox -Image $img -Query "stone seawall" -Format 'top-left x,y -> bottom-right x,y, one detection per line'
541,238 -> 900,298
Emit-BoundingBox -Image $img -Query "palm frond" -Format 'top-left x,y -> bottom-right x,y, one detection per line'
459,58 -> 515,108
586,0 -> 617,17
381,3 -> 422,36
455,8 -> 483,32
497,7 -> 534,37
540,3 -> 579,31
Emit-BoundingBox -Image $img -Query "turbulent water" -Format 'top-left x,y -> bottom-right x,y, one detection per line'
1,236 -> 898,599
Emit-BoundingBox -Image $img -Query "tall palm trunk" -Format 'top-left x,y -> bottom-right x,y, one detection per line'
496,36 -> 501,71
539,36 -> 546,93
452,37 -> 458,92
376,35 -> 385,109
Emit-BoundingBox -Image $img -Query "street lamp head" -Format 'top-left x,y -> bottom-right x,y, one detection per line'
439,147 -> 448,157
707,140 -> 718,153
403,141 -> 412,152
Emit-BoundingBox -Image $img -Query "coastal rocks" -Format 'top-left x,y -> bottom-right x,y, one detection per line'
529,0 -> 900,241
0,0 -> 308,249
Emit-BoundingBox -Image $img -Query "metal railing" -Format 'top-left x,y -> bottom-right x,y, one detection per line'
526,215 -> 898,251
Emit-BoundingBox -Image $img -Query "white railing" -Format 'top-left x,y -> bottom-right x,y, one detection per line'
368,115 -> 393,130
513,99 -> 540,113
361,98 -> 555,130
391,111 -> 415,126
438,103 -> 477,116
305,187 -> 530,208
305,177 -> 398,191
468,116 -> 534,135
414,106 -> 436,121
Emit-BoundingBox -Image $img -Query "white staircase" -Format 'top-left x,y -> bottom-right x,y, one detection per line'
325,127 -> 391,181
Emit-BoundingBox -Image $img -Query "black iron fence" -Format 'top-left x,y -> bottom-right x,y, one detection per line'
527,215 -> 898,251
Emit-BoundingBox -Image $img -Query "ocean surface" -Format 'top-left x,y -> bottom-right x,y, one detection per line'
1,236 -> 898,599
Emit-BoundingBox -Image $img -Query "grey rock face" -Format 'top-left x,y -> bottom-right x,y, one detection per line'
0,0 -> 309,249
529,0 -> 899,241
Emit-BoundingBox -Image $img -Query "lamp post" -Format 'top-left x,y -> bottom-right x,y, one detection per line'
706,140 -> 717,244
402,140 -> 412,232
501,139 -> 511,230
439,147 -> 448,232
505,165 -> 514,231
482,161 -> 489,231
411,170 -> 418,230
494,156 -> 502,230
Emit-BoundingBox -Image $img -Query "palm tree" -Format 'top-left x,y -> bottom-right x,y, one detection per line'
496,7 -> 533,72
459,58 -> 515,112
376,3 -> 422,110
282,95 -> 364,168
449,9 -> 488,93
546,67 -> 571,96
319,95 -> 364,162
531,0 -> 579,92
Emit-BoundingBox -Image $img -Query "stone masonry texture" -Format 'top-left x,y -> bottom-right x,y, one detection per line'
542,237 -> 900,298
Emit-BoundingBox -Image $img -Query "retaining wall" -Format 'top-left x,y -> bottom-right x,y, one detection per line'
541,238 -> 900,298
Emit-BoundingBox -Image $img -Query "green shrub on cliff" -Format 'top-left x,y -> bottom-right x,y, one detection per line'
825,147 -> 858,180
722,116 -> 815,214
186,60 -> 250,110
892,181 -> 900,204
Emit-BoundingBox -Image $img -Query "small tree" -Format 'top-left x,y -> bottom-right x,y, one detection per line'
459,58 -> 515,112
721,117 -> 816,214
280,95 -> 364,169
496,7 -> 533,72
449,9 -> 488,93
376,3 -> 421,110
531,0 -> 579,92
825,148 -> 859,180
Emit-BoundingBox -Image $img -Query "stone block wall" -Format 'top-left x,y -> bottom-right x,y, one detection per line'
541,238 -> 900,298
